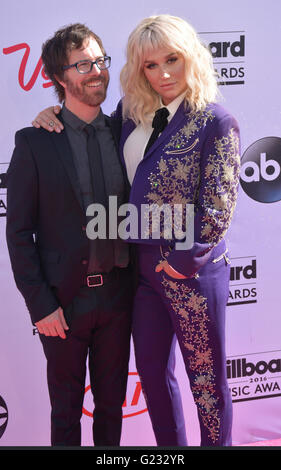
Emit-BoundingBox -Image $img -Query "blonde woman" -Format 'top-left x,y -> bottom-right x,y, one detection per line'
32,15 -> 240,446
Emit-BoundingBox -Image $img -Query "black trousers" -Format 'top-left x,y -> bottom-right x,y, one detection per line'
39,267 -> 133,446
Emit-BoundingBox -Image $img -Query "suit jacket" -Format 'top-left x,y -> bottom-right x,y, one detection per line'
117,100 -> 240,277
6,112 -> 129,324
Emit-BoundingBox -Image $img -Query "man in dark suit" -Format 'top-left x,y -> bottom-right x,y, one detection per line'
6,23 -> 133,446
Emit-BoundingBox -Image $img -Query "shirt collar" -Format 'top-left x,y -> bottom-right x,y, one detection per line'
160,91 -> 187,121
61,103 -> 105,133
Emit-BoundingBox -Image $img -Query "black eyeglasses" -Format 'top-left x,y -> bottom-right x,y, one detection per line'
62,56 -> 111,74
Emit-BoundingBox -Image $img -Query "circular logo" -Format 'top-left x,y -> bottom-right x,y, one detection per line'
0,396 -> 8,439
82,372 -> 147,419
240,136 -> 281,203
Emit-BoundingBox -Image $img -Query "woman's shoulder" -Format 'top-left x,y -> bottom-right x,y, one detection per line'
110,98 -> 123,119
178,101 -> 238,138
205,102 -> 238,125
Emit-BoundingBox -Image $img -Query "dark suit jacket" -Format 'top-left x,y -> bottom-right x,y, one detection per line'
6,112 -> 128,325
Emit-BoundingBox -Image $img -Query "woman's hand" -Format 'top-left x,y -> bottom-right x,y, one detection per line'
32,105 -> 63,133
155,260 -> 187,279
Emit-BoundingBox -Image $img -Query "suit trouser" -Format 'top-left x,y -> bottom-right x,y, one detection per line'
132,243 -> 232,446
39,267 -> 132,446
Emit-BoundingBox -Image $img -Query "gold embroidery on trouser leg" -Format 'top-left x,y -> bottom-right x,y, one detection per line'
161,276 -> 221,443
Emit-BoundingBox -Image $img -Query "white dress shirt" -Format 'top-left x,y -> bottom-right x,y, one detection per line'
123,93 -> 186,185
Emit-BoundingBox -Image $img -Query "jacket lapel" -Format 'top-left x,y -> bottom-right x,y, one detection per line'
106,114 -> 132,193
106,113 -> 122,147
120,100 -> 189,165
142,101 -> 189,160
50,118 -> 84,211
119,118 -> 136,166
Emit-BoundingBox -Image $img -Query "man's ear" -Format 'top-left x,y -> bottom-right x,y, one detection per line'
54,74 -> 66,89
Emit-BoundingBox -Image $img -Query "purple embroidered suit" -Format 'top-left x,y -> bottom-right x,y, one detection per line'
117,100 -> 240,446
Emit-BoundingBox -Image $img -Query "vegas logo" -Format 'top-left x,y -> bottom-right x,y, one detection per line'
3,43 -> 53,91
82,372 -> 147,419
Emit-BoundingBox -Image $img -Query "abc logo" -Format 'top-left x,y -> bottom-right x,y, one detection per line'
240,137 -> 281,203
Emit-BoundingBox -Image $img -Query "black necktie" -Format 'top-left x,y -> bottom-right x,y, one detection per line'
144,107 -> 170,154
84,124 -> 107,208
84,123 -> 114,272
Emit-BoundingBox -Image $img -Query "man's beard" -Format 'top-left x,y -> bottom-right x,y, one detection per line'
64,75 -> 109,106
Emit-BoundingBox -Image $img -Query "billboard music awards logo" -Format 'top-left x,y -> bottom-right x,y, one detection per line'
227,350 -> 281,403
0,163 -> 8,218
227,255 -> 257,307
240,137 -> 281,203
199,30 -> 245,85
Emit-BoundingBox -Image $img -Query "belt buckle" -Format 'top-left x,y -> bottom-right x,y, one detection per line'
87,274 -> 103,287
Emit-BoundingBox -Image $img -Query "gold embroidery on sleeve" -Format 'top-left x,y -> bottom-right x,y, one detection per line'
201,127 -> 240,244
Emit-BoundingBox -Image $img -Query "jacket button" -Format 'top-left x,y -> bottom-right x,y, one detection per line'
81,259 -> 88,265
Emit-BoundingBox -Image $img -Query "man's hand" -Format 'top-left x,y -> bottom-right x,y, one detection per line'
35,307 -> 69,339
155,260 -> 187,279
32,105 -> 63,133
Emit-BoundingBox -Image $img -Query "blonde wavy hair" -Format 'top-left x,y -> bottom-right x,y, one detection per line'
120,15 -> 219,125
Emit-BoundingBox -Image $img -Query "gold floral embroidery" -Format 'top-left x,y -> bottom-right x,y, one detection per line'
161,276 -> 221,443
201,127 -> 240,244
142,105 -> 240,252
165,109 -> 214,150
143,107 -> 240,247
144,150 -> 200,239
143,108 -> 214,240
166,138 -> 199,155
